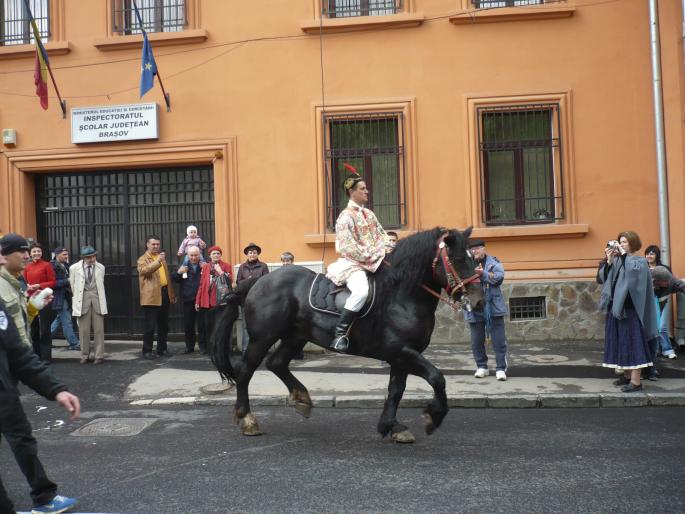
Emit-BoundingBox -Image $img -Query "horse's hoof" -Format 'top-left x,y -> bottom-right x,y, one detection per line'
423,413 -> 436,435
391,430 -> 416,444
241,413 -> 263,436
293,401 -> 312,419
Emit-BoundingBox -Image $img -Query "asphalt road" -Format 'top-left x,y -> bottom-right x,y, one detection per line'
2,402 -> 684,514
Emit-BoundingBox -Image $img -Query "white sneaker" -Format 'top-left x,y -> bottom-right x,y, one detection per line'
496,370 -> 507,381
668,353 -> 677,360
474,368 -> 488,378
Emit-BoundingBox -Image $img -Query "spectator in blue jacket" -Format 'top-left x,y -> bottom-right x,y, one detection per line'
172,246 -> 206,354
49,247 -> 80,351
464,239 -> 509,381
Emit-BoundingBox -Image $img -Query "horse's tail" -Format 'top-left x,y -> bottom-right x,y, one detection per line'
208,277 -> 262,383
209,303 -> 240,384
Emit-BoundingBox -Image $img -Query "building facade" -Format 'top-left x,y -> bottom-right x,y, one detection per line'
1,0 -> 683,340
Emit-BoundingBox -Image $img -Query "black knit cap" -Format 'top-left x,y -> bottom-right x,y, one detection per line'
0,233 -> 30,255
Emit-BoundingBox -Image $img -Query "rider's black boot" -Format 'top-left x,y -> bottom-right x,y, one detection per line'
329,308 -> 358,353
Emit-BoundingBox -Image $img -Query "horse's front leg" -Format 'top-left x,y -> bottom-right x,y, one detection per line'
394,347 -> 448,435
377,368 -> 415,443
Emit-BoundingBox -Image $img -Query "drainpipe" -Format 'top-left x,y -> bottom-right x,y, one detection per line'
648,0 -> 671,265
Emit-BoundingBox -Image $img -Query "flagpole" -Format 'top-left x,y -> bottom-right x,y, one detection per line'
156,71 -> 171,112
45,64 -> 67,118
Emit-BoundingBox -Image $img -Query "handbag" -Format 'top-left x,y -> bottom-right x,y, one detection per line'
214,272 -> 232,305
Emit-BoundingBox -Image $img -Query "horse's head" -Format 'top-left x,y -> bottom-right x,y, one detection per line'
439,227 -> 484,311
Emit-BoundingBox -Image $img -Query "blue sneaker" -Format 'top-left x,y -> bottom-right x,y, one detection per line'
31,495 -> 77,514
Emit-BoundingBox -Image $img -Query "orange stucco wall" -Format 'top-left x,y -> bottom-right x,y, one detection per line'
0,0 -> 683,278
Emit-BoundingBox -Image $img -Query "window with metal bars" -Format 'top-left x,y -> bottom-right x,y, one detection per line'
324,0 -> 401,18
478,104 -> 564,225
472,0 -> 544,8
0,0 -> 49,46
324,113 -> 406,229
112,0 -> 186,35
509,297 -> 546,320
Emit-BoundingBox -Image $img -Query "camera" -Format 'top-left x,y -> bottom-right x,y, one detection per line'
606,240 -> 625,255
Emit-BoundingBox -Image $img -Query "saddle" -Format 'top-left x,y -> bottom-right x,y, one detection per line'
308,273 -> 375,318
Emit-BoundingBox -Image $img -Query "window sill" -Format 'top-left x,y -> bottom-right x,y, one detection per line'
449,5 -> 575,25
300,13 -> 425,34
471,223 -> 588,240
0,41 -> 71,60
305,230 -> 415,247
93,28 -> 208,51
306,224 -> 587,245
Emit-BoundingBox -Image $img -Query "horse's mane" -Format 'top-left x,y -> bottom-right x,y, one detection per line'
379,227 -> 450,294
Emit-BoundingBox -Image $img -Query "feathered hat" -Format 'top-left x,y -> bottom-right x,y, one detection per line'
341,163 -> 364,193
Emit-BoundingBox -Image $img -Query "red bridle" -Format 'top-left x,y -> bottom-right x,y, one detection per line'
421,232 -> 481,312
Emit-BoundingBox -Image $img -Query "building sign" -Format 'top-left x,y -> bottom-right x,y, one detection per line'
71,103 -> 159,144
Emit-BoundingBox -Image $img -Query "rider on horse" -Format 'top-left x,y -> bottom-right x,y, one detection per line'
326,167 -> 389,353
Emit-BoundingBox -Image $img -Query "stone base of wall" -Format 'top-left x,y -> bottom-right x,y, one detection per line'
432,280 -> 604,343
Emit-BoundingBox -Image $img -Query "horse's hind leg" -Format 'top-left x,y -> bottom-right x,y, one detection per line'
377,369 -> 415,444
234,339 -> 274,436
266,339 -> 312,418
394,347 -> 448,435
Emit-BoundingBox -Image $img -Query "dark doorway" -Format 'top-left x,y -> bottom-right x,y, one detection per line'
35,166 -> 215,338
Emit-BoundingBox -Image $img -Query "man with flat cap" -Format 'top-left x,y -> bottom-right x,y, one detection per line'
237,242 -> 269,355
70,246 -> 108,364
326,167 -> 388,353
465,239 -> 509,381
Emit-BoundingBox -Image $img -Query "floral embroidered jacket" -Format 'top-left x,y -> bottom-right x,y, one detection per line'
326,200 -> 387,285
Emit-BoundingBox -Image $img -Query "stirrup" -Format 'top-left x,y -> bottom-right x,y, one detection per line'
331,334 -> 349,352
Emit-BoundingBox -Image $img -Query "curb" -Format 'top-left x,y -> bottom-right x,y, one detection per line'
128,392 -> 685,408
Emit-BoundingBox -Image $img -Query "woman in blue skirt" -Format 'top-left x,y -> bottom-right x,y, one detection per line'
597,231 -> 658,392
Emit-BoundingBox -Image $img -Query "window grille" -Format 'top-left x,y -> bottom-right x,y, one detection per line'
324,0 -> 401,18
112,0 -> 186,35
0,0 -> 49,46
323,112 -> 406,229
477,104 -> 564,226
510,297 -> 546,320
472,0 -> 544,8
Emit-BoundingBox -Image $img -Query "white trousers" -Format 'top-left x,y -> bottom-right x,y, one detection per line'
344,270 -> 369,312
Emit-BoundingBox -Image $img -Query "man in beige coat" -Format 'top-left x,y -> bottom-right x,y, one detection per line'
70,246 -> 108,364
137,235 -> 176,359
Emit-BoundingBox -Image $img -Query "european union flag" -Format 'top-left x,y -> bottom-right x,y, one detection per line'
132,1 -> 157,98
140,33 -> 158,98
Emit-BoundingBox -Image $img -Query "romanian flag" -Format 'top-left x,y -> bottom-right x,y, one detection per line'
29,18 -> 49,109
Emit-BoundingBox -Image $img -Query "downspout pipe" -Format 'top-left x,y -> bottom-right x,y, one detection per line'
649,0 -> 671,265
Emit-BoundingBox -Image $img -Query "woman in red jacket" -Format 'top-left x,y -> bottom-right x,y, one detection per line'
24,243 -> 57,363
195,246 -> 232,345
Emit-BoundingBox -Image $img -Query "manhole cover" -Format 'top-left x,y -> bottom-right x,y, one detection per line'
200,382 -> 233,395
526,354 -> 569,363
71,418 -> 157,437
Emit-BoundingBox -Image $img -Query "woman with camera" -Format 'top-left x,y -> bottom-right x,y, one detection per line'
597,231 -> 658,392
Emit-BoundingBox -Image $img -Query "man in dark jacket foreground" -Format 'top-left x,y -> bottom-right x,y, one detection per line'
0,297 -> 80,514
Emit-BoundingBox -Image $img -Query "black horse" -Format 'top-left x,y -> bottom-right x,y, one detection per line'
210,227 -> 483,442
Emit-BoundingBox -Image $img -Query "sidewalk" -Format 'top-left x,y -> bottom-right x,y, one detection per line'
51,339 -> 685,408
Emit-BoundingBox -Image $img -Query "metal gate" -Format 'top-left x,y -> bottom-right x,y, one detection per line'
35,166 -> 215,338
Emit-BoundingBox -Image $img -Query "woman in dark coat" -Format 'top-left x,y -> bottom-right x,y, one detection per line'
598,231 -> 657,392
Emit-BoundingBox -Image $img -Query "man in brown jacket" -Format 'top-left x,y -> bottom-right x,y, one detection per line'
137,235 -> 176,359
